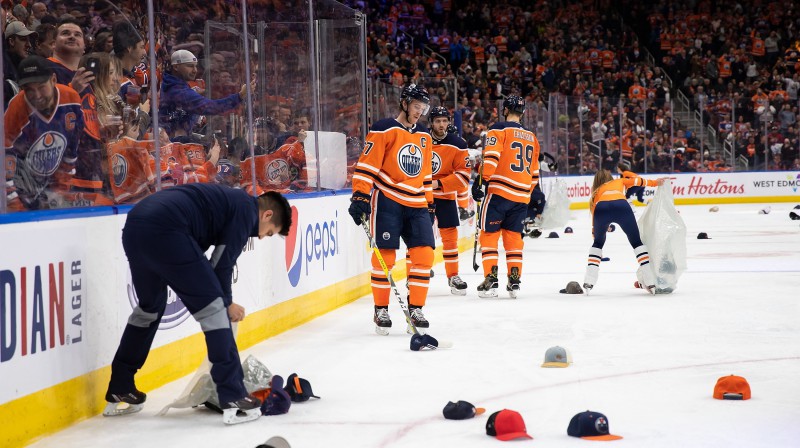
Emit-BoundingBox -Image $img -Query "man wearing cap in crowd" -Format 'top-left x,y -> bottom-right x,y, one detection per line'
4,55 -> 85,210
159,49 -> 255,141
4,21 -> 37,86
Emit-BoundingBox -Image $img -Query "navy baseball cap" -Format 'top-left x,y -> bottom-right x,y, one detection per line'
284,373 -> 320,402
564,226 -> 574,233
443,400 -> 486,420
410,333 -> 440,351
567,410 -> 623,441
260,375 -> 292,415
547,231 -> 559,238
697,232 -> 712,239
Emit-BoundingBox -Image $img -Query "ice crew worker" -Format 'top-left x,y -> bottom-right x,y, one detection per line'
105,184 -> 291,425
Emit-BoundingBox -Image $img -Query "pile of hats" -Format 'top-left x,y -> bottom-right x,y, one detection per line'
253,373 -> 320,416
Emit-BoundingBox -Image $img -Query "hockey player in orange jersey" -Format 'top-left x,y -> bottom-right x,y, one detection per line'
583,169 -> 665,294
426,106 -> 471,294
348,84 -> 436,335
471,96 -> 540,298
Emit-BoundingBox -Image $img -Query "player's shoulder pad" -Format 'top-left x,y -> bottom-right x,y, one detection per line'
441,133 -> 468,149
489,121 -> 527,131
369,118 -> 402,132
412,122 -> 430,135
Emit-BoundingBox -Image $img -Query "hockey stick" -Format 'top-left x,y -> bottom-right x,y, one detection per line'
361,217 -> 452,349
472,132 -> 487,272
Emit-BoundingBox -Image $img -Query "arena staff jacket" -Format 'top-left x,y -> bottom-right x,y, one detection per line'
125,183 -> 259,305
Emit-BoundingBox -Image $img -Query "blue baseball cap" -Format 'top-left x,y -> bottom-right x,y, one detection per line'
567,410 -> 623,441
443,400 -> 486,420
410,334 -> 440,351
260,375 -> 292,415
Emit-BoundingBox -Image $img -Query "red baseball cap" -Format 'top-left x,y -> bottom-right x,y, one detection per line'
485,409 -> 533,441
713,375 -> 751,400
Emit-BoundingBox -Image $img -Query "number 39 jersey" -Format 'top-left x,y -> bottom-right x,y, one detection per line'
481,121 -> 540,203
352,118 -> 433,208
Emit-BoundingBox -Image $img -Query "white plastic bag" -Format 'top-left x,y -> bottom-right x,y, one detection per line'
540,178 -> 571,229
637,179 -> 687,293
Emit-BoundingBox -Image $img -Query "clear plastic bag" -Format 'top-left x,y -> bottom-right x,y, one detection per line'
637,179 -> 687,294
540,178 -> 571,229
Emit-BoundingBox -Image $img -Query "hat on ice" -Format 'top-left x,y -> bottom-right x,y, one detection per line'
713,375 -> 751,400
547,231 -> 559,238
486,409 -> 533,441
410,333 -> 440,351
567,410 -> 623,441
560,281 -> 583,294
259,375 -> 292,415
564,226 -> 574,234
758,206 -> 771,214
443,400 -> 486,420
607,224 -> 616,232
284,373 -> 320,402
697,232 -> 711,239
709,206 -> 719,212
790,211 -> 800,220
541,346 -> 572,368
255,436 -> 291,448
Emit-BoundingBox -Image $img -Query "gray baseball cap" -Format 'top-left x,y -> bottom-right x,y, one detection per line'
542,346 -> 572,368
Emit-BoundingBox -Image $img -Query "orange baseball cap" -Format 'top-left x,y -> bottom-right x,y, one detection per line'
713,375 -> 751,400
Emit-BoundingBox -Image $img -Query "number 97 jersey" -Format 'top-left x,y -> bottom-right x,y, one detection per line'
481,121 -> 540,203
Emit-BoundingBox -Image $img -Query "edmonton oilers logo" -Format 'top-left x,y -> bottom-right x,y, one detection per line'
112,153 -> 129,187
126,271 -> 189,330
594,416 -> 609,434
27,131 -> 67,176
431,152 -> 442,175
266,159 -> 290,184
397,144 -> 422,176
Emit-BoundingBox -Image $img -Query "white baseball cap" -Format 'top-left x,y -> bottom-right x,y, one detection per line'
170,49 -> 197,65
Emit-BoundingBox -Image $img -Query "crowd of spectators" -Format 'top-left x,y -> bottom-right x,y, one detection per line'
624,0 -> 800,170
2,0 -> 333,212
351,0 -> 800,173
3,0 -> 800,212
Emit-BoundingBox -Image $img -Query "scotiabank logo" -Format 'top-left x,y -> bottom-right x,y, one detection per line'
0,260 -> 85,363
285,205 -> 340,287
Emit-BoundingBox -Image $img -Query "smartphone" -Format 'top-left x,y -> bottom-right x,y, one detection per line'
86,57 -> 100,76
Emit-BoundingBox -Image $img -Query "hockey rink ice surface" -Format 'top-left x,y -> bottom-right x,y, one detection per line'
30,202 -> 800,447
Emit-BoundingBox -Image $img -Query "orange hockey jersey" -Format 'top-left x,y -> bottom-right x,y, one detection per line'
352,118 -> 433,208
431,133 -> 470,201
240,142 -> 308,194
106,137 -> 154,203
480,121 -> 541,203
590,177 -> 658,214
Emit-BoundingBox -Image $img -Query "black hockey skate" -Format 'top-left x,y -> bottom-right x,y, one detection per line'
103,390 -> 146,417
406,306 -> 429,335
374,306 -> 392,336
222,395 -> 262,425
477,266 -> 499,298
459,207 -> 475,221
507,267 -> 521,299
448,275 -> 468,296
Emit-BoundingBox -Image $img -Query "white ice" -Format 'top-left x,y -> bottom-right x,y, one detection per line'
30,202 -> 800,448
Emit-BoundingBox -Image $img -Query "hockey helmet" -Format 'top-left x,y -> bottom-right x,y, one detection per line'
503,95 -> 525,116
429,106 -> 450,120
400,84 -> 431,114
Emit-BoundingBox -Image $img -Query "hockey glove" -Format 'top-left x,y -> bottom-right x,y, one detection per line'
428,203 -> 436,225
348,192 -> 371,225
471,179 -> 486,201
